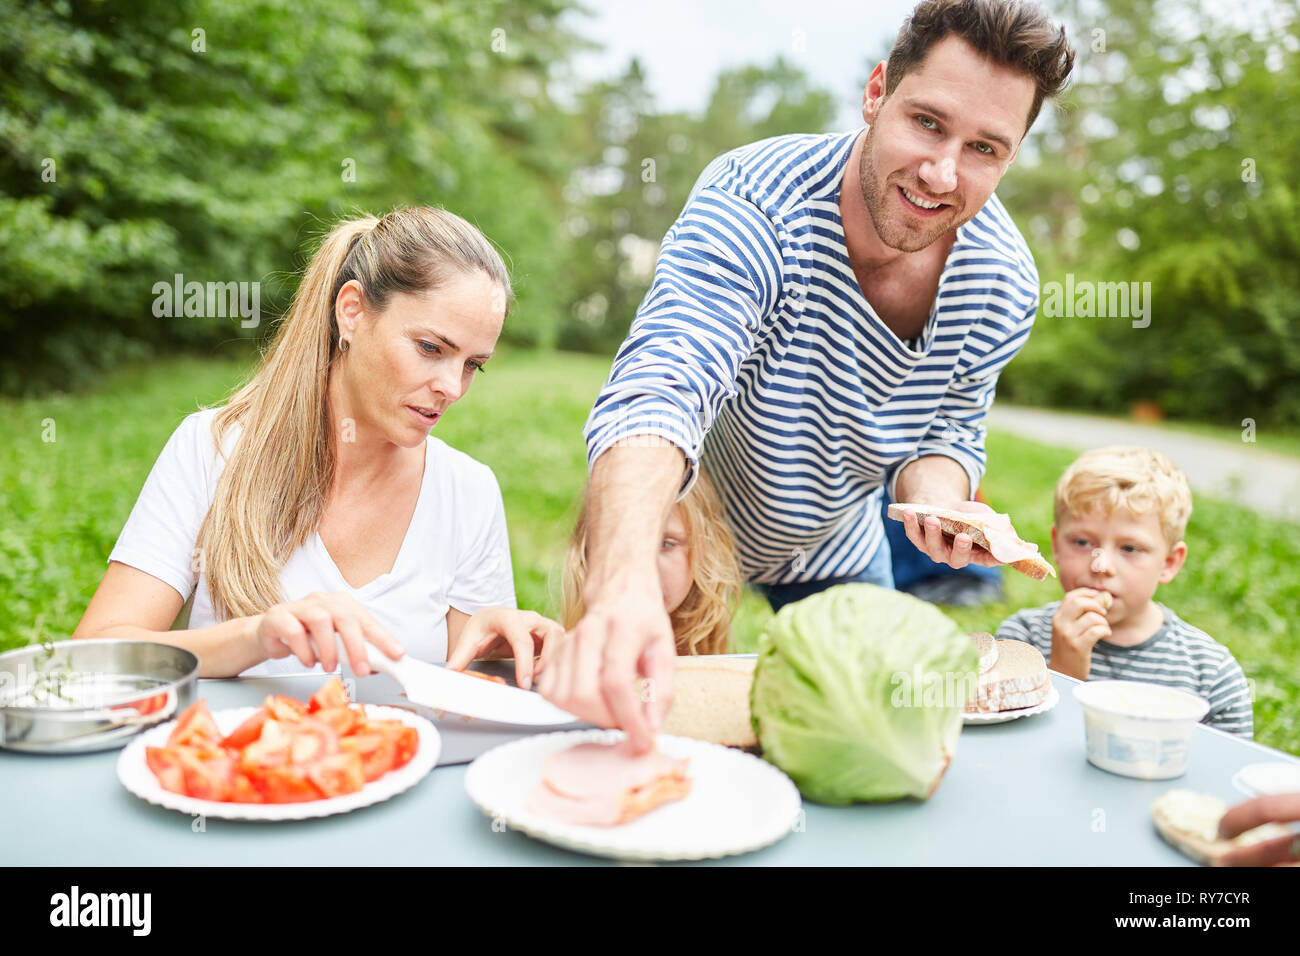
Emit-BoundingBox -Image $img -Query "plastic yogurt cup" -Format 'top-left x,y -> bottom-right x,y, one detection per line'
1073,680 -> 1210,780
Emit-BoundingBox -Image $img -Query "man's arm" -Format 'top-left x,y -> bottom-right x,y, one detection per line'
891,273 -> 1039,569
539,185 -> 780,751
893,454 -> 971,505
537,438 -> 684,752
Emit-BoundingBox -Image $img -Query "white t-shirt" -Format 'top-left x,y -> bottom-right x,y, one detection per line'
108,408 -> 517,676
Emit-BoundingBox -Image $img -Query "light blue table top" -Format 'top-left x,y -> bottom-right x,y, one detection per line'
2,670 -> 1294,866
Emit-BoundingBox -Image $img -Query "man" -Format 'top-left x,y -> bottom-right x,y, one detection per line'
537,0 -> 1075,749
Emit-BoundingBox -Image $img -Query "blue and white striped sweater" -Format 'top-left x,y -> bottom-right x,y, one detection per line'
584,130 -> 1040,585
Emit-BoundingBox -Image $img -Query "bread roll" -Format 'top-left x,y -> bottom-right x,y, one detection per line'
965,640 -> 1050,713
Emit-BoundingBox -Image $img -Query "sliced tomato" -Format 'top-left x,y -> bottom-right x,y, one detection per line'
220,708 -> 268,749
340,732 -> 397,782
308,678 -> 350,712
363,720 -> 419,769
229,771 -> 265,804
255,764 -> 323,803
176,746 -> 235,801
307,752 -> 366,798
391,726 -> 418,769
264,695 -> 309,721
313,706 -> 360,737
287,719 -> 340,765
146,746 -> 186,795
167,700 -> 222,748
239,718 -> 293,772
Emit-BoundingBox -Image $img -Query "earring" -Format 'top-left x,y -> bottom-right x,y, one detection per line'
338,335 -> 350,353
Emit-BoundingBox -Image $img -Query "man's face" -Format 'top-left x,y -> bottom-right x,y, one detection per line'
858,35 -> 1036,253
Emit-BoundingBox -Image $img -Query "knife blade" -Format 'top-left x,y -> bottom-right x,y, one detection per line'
347,641 -> 581,726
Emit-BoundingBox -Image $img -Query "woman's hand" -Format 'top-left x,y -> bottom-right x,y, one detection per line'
445,607 -> 562,690
253,592 -> 405,675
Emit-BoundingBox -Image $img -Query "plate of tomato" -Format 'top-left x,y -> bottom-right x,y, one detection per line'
117,678 -> 440,820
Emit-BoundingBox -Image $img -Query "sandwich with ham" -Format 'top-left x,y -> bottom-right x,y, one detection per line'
887,503 -> 1056,581
525,739 -> 692,826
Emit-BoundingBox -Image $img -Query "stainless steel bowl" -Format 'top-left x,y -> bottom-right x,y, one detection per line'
0,639 -> 199,754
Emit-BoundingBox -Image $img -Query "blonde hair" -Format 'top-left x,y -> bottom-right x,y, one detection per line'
197,207 -> 512,620
562,468 -> 743,655
1054,445 -> 1193,547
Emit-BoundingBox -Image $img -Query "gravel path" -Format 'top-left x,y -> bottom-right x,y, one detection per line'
986,405 -> 1300,524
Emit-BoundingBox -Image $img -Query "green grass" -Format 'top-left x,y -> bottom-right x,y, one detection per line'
2,352 -> 1296,755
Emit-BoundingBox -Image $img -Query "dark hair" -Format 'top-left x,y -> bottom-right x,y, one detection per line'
886,0 -> 1075,133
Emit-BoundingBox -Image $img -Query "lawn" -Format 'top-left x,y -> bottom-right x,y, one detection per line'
2,349 -> 1295,756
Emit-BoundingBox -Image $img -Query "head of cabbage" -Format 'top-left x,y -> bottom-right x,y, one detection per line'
750,583 -> 977,804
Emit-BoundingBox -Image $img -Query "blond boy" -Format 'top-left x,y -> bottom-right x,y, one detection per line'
996,446 -> 1253,737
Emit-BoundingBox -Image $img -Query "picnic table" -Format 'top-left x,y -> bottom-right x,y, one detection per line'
3,665 -> 1295,866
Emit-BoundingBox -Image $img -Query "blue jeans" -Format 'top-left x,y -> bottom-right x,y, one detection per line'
754,540 -> 896,614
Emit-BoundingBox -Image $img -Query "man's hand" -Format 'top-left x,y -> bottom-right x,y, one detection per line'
535,437 -> 685,753
1048,587 -> 1113,680
899,500 -> 1005,569
536,574 -> 677,752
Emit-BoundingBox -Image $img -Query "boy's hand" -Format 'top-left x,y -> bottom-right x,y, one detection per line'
1050,588 -> 1113,679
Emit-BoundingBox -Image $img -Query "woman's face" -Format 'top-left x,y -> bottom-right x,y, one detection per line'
658,504 -> 693,616
335,270 -> 506,447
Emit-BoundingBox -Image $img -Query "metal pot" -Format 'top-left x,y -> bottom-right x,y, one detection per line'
0,639 -> 199,754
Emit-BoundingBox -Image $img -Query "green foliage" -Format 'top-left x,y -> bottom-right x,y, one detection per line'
997,0 -> 1300,425
555,56 -> 837,354
0,0 -> 582,392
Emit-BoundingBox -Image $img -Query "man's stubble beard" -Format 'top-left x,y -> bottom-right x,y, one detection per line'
858,121 -> 963,255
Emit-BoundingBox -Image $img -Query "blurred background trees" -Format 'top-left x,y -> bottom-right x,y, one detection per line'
2,0 -> 1297,424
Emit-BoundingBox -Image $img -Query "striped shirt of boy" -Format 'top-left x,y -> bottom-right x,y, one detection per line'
996,601 -> 1255,738
583,130 -> 1039,585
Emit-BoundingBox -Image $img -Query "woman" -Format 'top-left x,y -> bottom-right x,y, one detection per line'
74,207 -> 557,684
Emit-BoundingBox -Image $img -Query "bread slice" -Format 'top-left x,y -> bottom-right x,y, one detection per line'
1151,790 -> 1294,866
970,632 -> 998,675
965,640 -> 1049,713
661,656 -> 758,748
887,503 -> 1056,581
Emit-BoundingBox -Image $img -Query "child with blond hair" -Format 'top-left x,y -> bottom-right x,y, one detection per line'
996,446 -> 1253,737
562,468 -> 743,655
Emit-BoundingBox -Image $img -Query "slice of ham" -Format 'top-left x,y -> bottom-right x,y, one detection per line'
525,740 -> 692,827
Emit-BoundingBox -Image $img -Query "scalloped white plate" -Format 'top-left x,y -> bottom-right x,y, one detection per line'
464,729 -> 802,862
963,684 -> 1060,725
117,704 -> 440,821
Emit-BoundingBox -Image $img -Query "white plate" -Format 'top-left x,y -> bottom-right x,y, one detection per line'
464,729 -> 802,862
117,704 -> 440,821
963,684 -> 1061,725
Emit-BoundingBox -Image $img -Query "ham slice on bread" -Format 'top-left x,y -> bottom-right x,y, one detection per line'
886,503 -> 1056,581
965,640 -> 1050,713
525,740 -> 692,826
